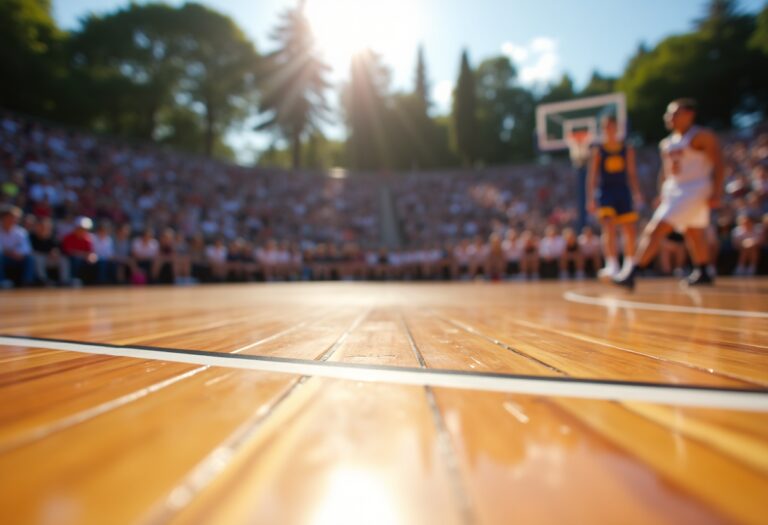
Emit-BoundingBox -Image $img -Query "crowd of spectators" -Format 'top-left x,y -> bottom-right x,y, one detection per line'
391,126 -> 768,279
1,111 -> 766,288
0,112 -> 379,286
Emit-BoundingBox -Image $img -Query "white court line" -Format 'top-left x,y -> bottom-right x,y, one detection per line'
564,290 -> 768,319
2,336 -> 767,412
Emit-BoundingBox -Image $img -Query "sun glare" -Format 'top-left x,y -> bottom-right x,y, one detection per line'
305,0 -> 419,77
310,467 -> 400,525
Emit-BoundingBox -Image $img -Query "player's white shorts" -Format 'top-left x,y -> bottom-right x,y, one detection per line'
650,178 -> 711,231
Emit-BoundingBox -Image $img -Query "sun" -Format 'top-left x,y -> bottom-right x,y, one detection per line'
304,0 -> 420,78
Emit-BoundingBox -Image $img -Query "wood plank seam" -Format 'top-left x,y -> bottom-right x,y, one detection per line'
400,314 -> 475,525
141,309 -> 372,523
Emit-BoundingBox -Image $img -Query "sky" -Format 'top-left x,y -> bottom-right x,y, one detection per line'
53,0 -> 766,160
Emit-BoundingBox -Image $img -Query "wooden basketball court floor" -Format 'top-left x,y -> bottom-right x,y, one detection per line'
1,279 -> 767,525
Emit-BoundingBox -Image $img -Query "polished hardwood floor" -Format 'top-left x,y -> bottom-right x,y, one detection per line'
0,279 -> 766,525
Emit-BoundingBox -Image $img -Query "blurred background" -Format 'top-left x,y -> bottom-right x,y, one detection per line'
3,0 -> 767,167
1,0 -> 767,288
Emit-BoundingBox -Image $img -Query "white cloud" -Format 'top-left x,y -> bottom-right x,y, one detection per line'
501,36 -> 560,86
530,36 -> 557,54
501,42 -> 529,64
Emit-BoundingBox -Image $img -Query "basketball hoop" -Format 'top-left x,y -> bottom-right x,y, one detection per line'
566,129 -> 593,168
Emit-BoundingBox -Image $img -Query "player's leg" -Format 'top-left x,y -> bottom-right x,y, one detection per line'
611,185 -> 639,279
598,215 -> 619,277
613,220 -> 674,289
615,220 -> 638,279
683,227 -> 714,285
750,245 -> 761,275
673,239 -> 688,276
638,221 -> 674,267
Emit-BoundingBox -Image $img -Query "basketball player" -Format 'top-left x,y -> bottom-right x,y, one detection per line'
587,115 -> 642,279
614,98 -> 724,289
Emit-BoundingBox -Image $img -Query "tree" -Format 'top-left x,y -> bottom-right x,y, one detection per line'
474,56 -> 536,164
580,71 -> 616,97
695,0 -> 739,29
343,49 -> 392,170
382,45 -> 442,170
694,0 -> 768,126
0,0 -> 66,117
451,49 -> 479,165
70,3 -> 185,139
750,4 -> 768,54
617,33 -> 706,140
154,105 -> 233,159
414,45 -> 430,116
618,0 -> 768,139
539,74 -> 576,104
176,3 -> 259,156
257,1 -> 331,169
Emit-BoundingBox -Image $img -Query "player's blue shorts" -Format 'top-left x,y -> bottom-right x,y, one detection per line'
597,185 -> 637,224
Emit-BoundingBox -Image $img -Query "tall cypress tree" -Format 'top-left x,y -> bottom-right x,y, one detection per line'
452,49 -> 479,166
414,45 -> 429,116
344,49 -> 391,170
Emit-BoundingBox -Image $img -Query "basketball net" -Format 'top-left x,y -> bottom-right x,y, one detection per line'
566,129 -> 592,168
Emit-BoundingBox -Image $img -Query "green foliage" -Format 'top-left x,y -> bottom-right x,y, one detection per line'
257,1 -> 331,169
619,0 -> 768,140
751,5 -> 768,54
68,2 -> 258,155
474,55 -> 535,163
174,3 -> 258,156
414,45 -> 430,115
386,47 -> 445,170
3,0 -> 767,168
0,0 -> 65,116
259,134 -> 344,169
539,74 -> 576,104
342,47 -> 454,171
451,49 -> 479,165
69,3 -> 186,138
343,49 -> 393,170
581,71 -> 616,97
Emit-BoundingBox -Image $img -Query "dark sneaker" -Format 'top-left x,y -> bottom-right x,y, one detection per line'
612,268 -> 636,291
685,268 -> 714,286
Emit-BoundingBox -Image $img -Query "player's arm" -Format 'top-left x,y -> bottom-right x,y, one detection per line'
586,147 -> 600,213
626,146 -> 643,206
694,130 -> 724,208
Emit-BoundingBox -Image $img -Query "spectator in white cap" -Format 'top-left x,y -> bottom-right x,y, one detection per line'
61,216 -> 97,286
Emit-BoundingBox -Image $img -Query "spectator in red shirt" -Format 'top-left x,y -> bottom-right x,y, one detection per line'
61,216 -> 96,286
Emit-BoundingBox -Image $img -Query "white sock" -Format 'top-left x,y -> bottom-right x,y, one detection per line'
605,257 -> 618,270
622,256 -> 634,271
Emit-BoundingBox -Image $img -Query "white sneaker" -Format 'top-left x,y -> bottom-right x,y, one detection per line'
598,266 -> 619,279
615,265 -> 634,281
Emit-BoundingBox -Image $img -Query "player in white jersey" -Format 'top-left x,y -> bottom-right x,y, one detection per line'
614,99 -> 724,290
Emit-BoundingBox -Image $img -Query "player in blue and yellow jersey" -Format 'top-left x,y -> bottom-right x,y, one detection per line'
587,116 -> 643,279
